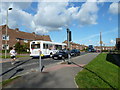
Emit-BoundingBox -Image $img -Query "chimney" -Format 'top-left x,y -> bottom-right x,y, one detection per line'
32,32 -> 35,34
15,28 -> 19,31
4,25 -> 9,29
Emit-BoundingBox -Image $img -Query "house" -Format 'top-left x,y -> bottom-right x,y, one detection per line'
94,46 -> 115,51
116,38 -> 120,50
0,25 -> 51,50
63,40 -> 87,50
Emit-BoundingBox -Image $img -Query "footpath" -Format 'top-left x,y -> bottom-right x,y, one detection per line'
3,53 -> 99,88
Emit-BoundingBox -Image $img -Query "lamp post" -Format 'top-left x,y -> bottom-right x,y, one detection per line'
5,8 -> 12,58
100,32 -> 102,53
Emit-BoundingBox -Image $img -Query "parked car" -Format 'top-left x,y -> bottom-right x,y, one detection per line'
70,49 -> 80,56
52,50 -> 70,60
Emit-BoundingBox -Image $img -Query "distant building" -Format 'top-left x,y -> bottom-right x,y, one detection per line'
0,25 -> 51,50
63,40 -> 87,50
94,46 -> 115,51
116,38 -> 120,50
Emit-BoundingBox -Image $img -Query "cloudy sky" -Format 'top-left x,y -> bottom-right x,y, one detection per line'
0,0 -> 119,46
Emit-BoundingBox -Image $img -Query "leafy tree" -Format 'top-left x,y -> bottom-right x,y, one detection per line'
14,42 -> 30,54
14,42 -> 22,54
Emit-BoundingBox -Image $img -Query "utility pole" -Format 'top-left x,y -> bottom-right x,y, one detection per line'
67,28 -> 72,49
67,28 -> 70,49
66,28 -> 72,64
100,32 -> 102,53
5,8 -> 12,58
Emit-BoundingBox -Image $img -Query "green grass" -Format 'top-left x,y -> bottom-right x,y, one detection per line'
0,55 -> 30,58
0,76 -> 21,87
75,53 -> 120,89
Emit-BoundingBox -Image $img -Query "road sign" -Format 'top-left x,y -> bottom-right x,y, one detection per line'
100,41 -> 103,44
69,31 -> 71,41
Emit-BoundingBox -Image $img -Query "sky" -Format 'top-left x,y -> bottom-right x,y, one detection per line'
0,0 -> 119,46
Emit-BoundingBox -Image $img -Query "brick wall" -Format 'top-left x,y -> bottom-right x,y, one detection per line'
0,25 -> 51,50
63,40 -> 86,50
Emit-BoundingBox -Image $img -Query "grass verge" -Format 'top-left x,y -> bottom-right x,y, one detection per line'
0,76 -> 21,87
75,53 -> 120,89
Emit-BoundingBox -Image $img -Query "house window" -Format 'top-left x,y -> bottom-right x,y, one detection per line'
2,35 -> 9,40
24,40 -> 28,43
16,38 -> 20,41
2,44 -> 9,50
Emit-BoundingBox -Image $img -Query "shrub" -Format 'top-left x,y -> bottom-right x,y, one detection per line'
14,42 -> 30,54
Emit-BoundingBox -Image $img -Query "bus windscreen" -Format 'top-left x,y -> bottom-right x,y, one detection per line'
31,44 -> 40,49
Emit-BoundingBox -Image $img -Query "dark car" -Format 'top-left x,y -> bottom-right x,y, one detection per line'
52,50 -> 70,60
70,49 -> 80,56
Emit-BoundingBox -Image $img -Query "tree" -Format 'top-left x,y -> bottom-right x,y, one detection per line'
14,42 -> 30,54
15,42 -> 23,54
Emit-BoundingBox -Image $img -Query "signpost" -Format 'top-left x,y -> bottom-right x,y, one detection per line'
39,50 -> 42,72
39,50 -> 45,72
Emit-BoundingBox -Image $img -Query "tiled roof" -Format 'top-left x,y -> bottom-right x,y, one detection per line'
1,25 -> 51,41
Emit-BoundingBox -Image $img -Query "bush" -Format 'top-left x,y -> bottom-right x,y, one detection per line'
2,50 -> 10,53
14,42 -> 30,54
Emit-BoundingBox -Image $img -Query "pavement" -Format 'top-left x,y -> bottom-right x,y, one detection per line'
3,53 -> 99,88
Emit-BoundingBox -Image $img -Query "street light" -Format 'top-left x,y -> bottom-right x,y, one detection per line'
5,8 -> 12,58
100,32 -> 102,53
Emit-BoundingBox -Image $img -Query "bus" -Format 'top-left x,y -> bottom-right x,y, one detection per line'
30,40 -> 67,57
88,45 -> 95,52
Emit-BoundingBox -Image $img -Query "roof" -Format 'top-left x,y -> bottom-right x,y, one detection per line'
1,25 -> 51,41
31,40 -> 66,45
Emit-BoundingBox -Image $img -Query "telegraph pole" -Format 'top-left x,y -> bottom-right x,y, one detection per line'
67,28 -> 70,49
66,28 -> 72,64
5,8 -> 12,58
67,28 -> 72,49
100,32 -> 102,53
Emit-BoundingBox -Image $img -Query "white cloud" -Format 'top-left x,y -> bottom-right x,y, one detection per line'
110,39 -> 116,44
33,2 -> 72,33
0,1 -> 99,34
109,3 -> 119,14
76,1 -> 98,25
0,2 -> 35,32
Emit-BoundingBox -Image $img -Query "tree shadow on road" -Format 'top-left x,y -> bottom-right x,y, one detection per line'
9,68 -> 24,79
0,59 -> 32,77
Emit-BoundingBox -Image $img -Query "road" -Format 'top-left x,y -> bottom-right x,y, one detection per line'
4,53 -> 99,88
1,52 -> 87,81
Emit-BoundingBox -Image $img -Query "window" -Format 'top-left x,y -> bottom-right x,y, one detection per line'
55,45 -> 62,50
24,40 -> 28,43
43,44 -> 46,49
43,44 -> 49,49
48,44 -> 53,50
2,35 -> 9,40
31,44 -> 40,49
16,38 -> 20,41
